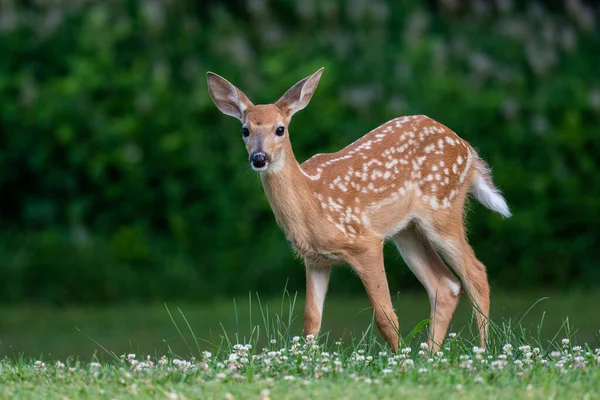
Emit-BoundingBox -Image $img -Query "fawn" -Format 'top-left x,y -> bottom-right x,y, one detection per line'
206,67 -> 510,352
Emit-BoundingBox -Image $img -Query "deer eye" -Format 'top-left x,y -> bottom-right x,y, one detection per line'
276,126 -> 285,136
242,127 -> 250,137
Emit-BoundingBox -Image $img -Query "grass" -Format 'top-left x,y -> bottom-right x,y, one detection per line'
1,291 -> 600,398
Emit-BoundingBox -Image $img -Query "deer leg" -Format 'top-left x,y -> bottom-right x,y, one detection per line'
347,244 -> 399,353
423,223 -> 490,349
393,227 -> 461,352
304,264 -> 331,337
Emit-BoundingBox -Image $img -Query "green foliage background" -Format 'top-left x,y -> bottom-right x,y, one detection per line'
0,0 -> 599,303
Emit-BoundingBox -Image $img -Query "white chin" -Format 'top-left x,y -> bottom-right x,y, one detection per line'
251,164 -> 269,172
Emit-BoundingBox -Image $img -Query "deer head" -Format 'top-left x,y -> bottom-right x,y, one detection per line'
206,68 -> 324,172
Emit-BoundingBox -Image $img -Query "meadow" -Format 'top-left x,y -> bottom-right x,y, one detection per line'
2,291 -> 600,398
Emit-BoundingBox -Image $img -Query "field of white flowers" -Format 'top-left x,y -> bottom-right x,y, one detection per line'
3,331 -> 600,399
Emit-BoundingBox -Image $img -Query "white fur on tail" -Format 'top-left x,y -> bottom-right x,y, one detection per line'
470,160 -> 512,218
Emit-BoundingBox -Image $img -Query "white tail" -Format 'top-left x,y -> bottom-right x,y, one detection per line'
470,158 -> 512,218
207,68 -> 511,353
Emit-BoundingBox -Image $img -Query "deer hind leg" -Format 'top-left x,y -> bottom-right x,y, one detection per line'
347,242 -> 399,353
420,219 -> 490,349
393,226 -> 461,352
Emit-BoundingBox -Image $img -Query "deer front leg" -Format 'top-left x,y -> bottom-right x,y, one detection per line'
348,245 -> 399,353
304,263 -> 331,337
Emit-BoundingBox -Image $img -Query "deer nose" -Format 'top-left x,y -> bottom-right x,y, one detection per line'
250,152 -> 269,169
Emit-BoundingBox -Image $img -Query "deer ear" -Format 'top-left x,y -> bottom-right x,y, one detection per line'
207,72 -> 254,122
276,67 -> 324,117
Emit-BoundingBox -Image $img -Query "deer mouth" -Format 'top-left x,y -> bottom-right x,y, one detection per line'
251,162 -> 269,172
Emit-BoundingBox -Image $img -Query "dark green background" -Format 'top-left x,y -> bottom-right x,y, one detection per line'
1,0 -> 599,304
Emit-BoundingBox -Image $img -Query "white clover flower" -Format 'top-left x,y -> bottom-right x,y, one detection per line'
402,347 -> 412,355
127,354 -> 136,360
526,384 -> 534,392
216,372 -> 227,379
260,389 -> 271,400
283,375 -> 295,381
270,339 -> 277,344
550,351 -> 561,358
420,342 -> 429,350
518,345 -> 531,353
89,362 -> 101,368
562,338 -> 570,346
357,349 -> 365,355
292,336 -> 301,343
427,358 -> 434,363
502,344 -> 513,355
448,332 -> 457,338
418,350 -> 425,356
382,368 -> 392,375
405,359 -> 414,367
498,354 -> 508,361
55,361 -> 65,369
379,351 -> 387,357
34,360 -> 46,371
418,367 -> 427,373
514,360 -> 523,370
474,375 -> 485,383
435,351 -> 444,358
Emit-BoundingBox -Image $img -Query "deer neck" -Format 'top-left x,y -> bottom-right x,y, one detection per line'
260,144 -> 316,248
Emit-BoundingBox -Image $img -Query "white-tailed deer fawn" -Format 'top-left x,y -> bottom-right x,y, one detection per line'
207,68 -> 510,352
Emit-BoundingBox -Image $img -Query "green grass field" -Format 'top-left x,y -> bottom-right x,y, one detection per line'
1,291 -> 599,398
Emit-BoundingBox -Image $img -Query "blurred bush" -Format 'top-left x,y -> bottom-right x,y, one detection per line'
0,0 -> 599,303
